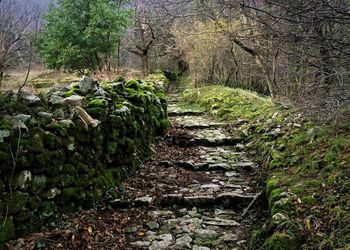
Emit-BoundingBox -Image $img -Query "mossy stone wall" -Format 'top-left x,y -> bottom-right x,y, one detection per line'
0,75 -> 168,247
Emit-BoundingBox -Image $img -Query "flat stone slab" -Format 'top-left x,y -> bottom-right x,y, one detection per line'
184,195 -> 216,207
190,128 -> 239,146
216,192 -> 255,208
127,207 -> 240,249
203,217 -> 240,227
171,115 -> 223,129
159,194 -> 184,206
168,104 -> 206,117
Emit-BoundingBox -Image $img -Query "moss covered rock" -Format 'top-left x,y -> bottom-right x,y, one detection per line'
264,233 -> 297,250
0,73 -> 169,246
0,219 -> 16,247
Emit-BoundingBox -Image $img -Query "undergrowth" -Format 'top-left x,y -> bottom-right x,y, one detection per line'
182,85 -> 350,249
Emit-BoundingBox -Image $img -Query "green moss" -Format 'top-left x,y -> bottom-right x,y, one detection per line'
266,178 -> 279,196
62,164 -> 76,174
183,86 -> 274,120
88,98 -> 109,108
324,151 -> 337,163
31,130 -> 44,153
268,188 -> 284,205
63,85 -> 81,97
193,238 -> 221,247
301,195 -> 317,205
59,175 -> 75,187
76,163 -> 89,173
5,191 -> 29,214
113,76 -> 126,83
264,233 -> 297,250
250,229 -> 267,248
93,171 -> 115,190
291,183 -> 304,194
14,210 -> 43,236
0,219 -> 16,246
74,172 -> 94,187
0,180 -> 4,193
141,83 -> 154,92
30,175 -> 47,195
342,181 -> 350,192
60,188 -> 78,199
48,122 -> 68,137
269,159 -> 284,169
43,131 -> 56,149
33,150 -> 65,175
327,173 -> 342,186
0,151 -> 11,170
125,79 -> 141,90
108,142 -> 118,155
157,119 -> 169,134
0,120 -> 12,130
303,179 -> 321,188
39,201 -> 57,218
290,133 -> 310,146
270,197 -> 294,216
86,106 -> 108,121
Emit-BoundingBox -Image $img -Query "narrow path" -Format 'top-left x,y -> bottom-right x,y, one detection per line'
121,87 -> 262,249
12,86 -> 263,250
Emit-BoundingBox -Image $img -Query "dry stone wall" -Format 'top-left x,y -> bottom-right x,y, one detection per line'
0,75 -> 168,246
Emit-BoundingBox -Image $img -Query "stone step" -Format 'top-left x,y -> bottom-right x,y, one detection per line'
111,192 -> 255,211
172,123 -> 223,130
168,110 -> 206,117
127,207 -> 240,249
180,128 -> 240,147
167,105 -> 206,117
170,116 -> 224,129
174,161 -> 255,172
168,135 -> 240,147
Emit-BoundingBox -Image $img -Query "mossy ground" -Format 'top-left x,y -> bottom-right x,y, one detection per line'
182,85 -> 350,249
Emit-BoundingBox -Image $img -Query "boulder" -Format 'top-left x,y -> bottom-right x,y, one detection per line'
13,170 -> 32,190
20,93 -> 41,105
63,95 -> 85,107
49,94 -> 64,105
79,76 -> 98,95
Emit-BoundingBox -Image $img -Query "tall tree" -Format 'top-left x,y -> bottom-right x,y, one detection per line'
126,0 -> 177,76
35,0 -> 131,73
0,0 -> 39,87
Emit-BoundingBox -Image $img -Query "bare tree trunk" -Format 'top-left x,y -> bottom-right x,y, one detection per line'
208,55 -> 216,83
0,70 -> 3,89
141,52 -> 150,76
18,42 -> 32,95
117,40 -> 121,71
233,37 -> 277,99
230,44 -> 240,86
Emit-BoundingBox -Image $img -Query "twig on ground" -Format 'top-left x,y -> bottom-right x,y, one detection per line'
241,191 -> 263,217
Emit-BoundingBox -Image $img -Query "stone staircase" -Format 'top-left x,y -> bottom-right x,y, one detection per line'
122,89 -> 260,250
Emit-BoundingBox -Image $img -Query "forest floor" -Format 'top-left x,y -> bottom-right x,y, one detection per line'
8,85 -> 266,249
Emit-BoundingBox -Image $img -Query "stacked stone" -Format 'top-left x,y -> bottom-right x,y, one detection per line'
0,75 -> 168,245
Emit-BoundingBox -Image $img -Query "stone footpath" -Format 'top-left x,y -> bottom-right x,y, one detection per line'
122,89 -> 260,250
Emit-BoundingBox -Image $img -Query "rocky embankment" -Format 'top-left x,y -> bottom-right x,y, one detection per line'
0,74 -> 168,247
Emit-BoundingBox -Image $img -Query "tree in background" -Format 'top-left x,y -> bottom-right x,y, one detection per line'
125,0 -> 178,76
35,0 -> 131,73
164,0 -> 350,117
0,0 -> 39,87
